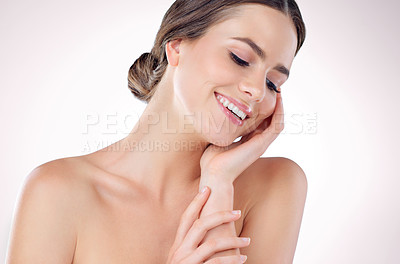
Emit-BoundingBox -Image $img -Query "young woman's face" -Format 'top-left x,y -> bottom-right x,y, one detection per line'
172,4 -> 297,146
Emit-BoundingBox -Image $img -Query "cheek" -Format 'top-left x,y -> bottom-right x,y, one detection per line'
204,55 -> 238,85
189,43 -> 238,87
173,62 -> 203,110
174,50 -> 238,109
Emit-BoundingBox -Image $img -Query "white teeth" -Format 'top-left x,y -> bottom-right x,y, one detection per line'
235,109 -> 246,120
218,95 -> 247,120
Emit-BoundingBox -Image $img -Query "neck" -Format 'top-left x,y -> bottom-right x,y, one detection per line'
93,69 -> 210,206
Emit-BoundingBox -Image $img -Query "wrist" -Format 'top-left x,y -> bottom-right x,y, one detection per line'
199,173 -> 234,193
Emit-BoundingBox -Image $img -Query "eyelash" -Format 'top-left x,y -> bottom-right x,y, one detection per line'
229,52 -> 281,93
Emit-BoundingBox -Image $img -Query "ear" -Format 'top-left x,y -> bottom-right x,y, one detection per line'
165,38 -> 182,67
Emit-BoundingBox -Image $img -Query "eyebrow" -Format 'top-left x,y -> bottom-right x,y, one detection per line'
231,37 -> 290,79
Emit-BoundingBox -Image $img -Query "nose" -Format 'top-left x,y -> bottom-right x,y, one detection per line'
238,75 -> 266,103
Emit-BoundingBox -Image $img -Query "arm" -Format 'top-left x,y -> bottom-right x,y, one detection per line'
198,175 -> 240,260
6,165 -> 77,264
239,158 -> 308,263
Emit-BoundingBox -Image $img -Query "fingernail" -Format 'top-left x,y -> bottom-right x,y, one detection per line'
200,186 -> 208,194
241,237 -> 250,243
240,255 -> 247,263
231,210 -> 241,215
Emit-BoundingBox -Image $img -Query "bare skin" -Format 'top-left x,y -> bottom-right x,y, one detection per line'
6,4 -> 307,264
6,153 -> 304,263
72,154 -> 252,263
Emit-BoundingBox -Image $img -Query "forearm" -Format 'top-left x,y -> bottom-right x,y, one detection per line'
198,176 -> 240,259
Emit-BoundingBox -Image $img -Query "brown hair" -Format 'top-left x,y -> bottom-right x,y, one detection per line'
127,0 -> 306,103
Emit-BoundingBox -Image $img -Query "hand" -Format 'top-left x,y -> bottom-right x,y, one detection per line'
166,186 -> 250,264
200,92 -> 284,183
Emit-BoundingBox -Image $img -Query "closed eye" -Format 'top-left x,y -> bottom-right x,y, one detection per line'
230,51 -> 249,67
229,52 -> 281,93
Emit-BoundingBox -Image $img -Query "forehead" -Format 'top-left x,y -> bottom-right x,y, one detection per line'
206,4 -> 297,68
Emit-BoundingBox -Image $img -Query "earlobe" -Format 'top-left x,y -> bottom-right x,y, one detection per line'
165,39 -> 182,67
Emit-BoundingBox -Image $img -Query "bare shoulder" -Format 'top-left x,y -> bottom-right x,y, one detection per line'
244,156 -> 307,180
256,157 -> 307,186
26,157 -> 86,188
6,157 -> 95,263
236,157 -> 307,205
22,157 -> 96,206
235,157 -> 308,263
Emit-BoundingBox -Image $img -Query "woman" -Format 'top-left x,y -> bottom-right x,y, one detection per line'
6,0 -> 307,263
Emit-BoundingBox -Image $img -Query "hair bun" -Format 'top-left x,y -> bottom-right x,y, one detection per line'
127,52 -> 161,103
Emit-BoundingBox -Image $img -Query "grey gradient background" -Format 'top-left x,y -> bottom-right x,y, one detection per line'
1,0 -> 399,263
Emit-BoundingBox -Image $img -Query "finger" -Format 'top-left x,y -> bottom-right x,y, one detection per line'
249,92 -> 281,136
173,187 -> 210,247
250,94 -> 284,150
240,115 -> 272,143
263,91 -> 284,136
186,237 -> 251,263
204,255 -> 248,264
179,210 -> 242,252
245,92 -> 284,144
222,94 -> 285,172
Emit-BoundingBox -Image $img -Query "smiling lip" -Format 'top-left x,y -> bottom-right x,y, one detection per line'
215,92 -> 251,126
215,95 -> 244,126
214,92 -> 253,118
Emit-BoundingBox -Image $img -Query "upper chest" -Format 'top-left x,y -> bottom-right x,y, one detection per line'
72,185 -> 248,264
69,155 -> 263,264
73,184 -> 246,264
